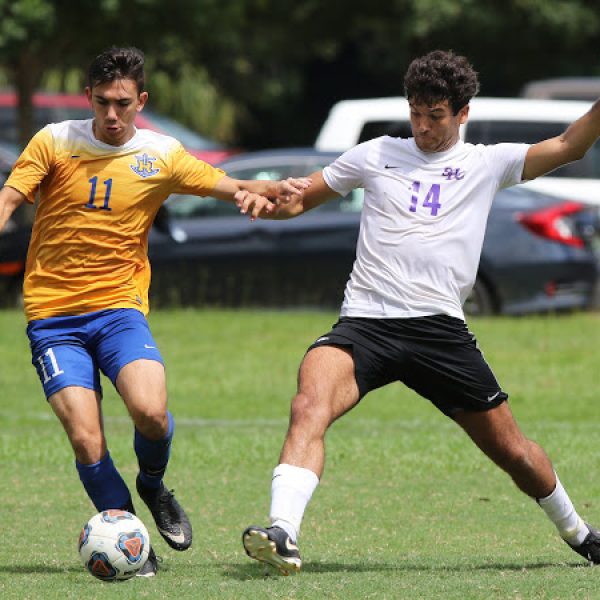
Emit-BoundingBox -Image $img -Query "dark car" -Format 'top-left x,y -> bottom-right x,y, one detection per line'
0,144 -> 31,304
148,149 -> 600,315
1,148 -> 599,315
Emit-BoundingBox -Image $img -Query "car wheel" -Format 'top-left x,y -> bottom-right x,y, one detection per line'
464,277 -> 496,316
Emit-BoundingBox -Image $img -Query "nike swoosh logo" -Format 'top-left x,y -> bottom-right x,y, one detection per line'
144,344 -> 157,349
384,165 -> 401,169
315,336 -> 330,343
285,538 -> 299,551
487,391 -> 500,402
158,527 -> 186,544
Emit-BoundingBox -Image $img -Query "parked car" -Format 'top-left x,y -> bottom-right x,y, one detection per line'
0,91 -> 234,164
315,96 -> 600,206
0,143 -> 30,304
2,148 -> 598,314
521,77 -> 600,102
149,149 -> 599,315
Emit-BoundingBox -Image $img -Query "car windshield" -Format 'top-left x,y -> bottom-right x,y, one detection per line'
166,160 -> 364,218
465,120 -> 600,178
143,109 -> 221,150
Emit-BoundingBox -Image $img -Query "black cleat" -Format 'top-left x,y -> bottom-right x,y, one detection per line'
242,525 -> 302,575
136,476 -> 192,551
137,546 -> 159,577
567,523 -> 600,564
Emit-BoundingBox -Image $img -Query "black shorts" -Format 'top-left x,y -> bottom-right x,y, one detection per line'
307,315 -> 507,417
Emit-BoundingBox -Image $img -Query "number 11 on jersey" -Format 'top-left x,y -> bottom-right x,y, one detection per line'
85,176 -> 113,211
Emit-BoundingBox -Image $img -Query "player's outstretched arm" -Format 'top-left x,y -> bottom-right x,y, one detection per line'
0,186 -> 26,233
238,171 -> 339,221
523,98 -> 600,181
210,174 -> 313,220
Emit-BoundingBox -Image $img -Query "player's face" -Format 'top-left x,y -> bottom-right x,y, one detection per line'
86,78 -> 148,146
409,99 -> 469,153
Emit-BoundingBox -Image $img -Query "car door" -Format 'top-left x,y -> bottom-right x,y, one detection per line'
148,154 -> 363,308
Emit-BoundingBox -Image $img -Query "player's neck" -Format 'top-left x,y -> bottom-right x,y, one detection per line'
92,120 -> 136,147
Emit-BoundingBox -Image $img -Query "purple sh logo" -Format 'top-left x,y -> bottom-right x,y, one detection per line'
442,167 -> 465,180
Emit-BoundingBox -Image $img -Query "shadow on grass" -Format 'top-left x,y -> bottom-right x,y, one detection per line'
226,559 -> 587,580
0,565 -> 82,574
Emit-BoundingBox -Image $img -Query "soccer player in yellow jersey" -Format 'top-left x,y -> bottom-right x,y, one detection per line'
0,47 -> 309,577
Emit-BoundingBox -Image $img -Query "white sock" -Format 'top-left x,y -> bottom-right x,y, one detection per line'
538,474 -> 589,545
269,463 -> 319,542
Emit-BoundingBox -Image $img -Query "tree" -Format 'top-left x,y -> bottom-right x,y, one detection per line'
2,0 -> 599,149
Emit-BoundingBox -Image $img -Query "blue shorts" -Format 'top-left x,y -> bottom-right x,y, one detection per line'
27,308 -> 164,400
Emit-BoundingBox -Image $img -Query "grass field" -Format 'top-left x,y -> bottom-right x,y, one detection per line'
1,308 -> 600,599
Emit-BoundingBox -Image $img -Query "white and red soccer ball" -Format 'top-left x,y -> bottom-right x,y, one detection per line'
78,510 -> 150,581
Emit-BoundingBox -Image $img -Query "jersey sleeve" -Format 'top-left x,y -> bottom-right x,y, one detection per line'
483,143 -> 530,189
322,142 -> 369,196
168,142 -> 226,195
5,126 -> 55,203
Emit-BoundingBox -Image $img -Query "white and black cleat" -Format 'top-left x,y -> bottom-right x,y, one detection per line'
242,525 -> 302,575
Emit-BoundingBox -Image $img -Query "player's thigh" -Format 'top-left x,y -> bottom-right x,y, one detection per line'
116,358 -> 167,425
297,345 -> 360,423
27,318 -> 102,398
453,401 -> 528,461
93,309 -> 166,416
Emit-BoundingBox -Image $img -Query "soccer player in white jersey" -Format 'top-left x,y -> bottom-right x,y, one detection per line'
0,46 -> 308,577
241,50 -> 600,574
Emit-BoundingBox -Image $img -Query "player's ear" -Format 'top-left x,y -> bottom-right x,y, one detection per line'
137,91 -> 149,112
85,87 -> 93,105
458,104 -> 470,124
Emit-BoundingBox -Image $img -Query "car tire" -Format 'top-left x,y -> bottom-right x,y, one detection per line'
464,277 -> 496,316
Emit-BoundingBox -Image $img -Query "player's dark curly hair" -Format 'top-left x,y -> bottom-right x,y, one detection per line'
87,47 -> 145,93
404,50 -> 479,114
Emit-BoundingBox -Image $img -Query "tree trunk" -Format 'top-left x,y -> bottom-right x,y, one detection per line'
13,51 -> 43,150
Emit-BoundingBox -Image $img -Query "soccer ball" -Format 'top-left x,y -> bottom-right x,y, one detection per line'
78,510 -> 150,581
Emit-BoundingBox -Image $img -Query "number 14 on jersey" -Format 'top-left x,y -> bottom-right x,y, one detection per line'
410,181 -> 441,216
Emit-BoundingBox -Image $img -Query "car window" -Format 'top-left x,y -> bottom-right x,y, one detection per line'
465,120 -> 600,178
166,160 -> 364,218
465,120 -> 566,144
358,120 -> 413,143
0,106 -> 92,147
143,109 -> 221,150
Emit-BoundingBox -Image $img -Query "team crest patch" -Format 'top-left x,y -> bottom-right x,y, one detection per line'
130,153 -> 160,178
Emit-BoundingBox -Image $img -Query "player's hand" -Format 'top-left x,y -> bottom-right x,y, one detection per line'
274,177 -> 312,204
235,190 -> 276,221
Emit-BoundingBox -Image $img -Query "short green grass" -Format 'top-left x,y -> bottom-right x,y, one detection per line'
1,309 -> 600,599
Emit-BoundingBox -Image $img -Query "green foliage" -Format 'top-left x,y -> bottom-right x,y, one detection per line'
0,0 -> 55,49
2,0 -> 600,146
1,309 -> 600,598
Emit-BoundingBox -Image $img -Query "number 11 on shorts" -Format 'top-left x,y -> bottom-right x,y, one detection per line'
37,348 -> 64,383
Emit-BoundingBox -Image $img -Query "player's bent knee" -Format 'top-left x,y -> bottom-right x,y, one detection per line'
133,409 -> 168,439
69,432 -> 105,464
289,392 -> 334,431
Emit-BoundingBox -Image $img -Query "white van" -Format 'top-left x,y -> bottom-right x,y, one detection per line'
315,97 -> 600,205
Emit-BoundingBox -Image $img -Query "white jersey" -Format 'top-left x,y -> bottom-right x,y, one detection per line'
322,136 -> 529,320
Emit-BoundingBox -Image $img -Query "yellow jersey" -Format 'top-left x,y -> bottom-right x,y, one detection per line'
6,119 -> 225,321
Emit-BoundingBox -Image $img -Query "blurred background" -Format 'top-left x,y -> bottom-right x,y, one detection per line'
1,0 -> 599,150
1,0 -> 600,315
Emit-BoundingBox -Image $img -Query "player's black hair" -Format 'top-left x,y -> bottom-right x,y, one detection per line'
87,46 -> 145,93
404,50 -> 480,114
